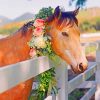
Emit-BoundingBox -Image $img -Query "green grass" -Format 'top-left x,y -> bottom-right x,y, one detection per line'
0,27 -> 19,35
68,89 -> 89,100
85,46 -> 96,55
79,17 -> 100,33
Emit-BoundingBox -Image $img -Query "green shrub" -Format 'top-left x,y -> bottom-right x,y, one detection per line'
79,17 -> 100,33
0,27 -> 19,35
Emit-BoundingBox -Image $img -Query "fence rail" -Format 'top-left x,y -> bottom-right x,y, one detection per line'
0,41 -> 100,100
0,56 -> 51,93
68,63 -> 97,94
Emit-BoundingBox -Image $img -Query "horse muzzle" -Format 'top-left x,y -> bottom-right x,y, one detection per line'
70,62 -> 88,74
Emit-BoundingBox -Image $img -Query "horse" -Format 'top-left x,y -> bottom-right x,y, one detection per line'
0,6 -> 88,100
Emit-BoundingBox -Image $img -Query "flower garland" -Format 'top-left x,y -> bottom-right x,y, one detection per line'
28,19 -> 54,58
28,19 -> 58,99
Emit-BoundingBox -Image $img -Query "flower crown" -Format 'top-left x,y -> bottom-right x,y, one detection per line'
28,19 -> 54,58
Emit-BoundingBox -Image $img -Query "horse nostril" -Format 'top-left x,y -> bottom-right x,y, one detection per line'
78,63 -> 84,72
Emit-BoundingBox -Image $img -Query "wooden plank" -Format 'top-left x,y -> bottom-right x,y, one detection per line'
45,59 -> 68,100
45,95 -> 56,100
80,85 -> 96,100
0,56 -> 51,93
55,61 -> 68,100
80,33 -> 100,43
45,96 -> 53,100
95,46 -> 100,100
68,63 -> 97,94
78,81 -> 96,89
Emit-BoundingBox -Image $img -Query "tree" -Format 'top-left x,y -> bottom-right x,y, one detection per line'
69,0 -> 87,8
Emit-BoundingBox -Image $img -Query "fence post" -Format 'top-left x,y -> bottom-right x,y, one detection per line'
95,42 -> 100,100
55,60 -> 68,100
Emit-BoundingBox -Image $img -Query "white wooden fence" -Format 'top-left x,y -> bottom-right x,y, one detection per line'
0,41 -> 100,100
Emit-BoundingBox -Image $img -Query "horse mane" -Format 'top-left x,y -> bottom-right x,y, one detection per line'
47,8 -> 78,27
18,20 -> 34,36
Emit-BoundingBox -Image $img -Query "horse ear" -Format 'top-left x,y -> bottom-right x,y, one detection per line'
73,7 -> 80,16
54,6 -> 61,18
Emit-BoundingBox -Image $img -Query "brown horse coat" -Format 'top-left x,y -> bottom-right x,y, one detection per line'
0,28 -> 33,100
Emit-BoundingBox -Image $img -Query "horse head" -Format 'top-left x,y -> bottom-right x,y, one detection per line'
46,6 -> 88,73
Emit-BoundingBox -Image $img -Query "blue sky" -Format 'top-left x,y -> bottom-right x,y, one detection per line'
0,0 -> 100,19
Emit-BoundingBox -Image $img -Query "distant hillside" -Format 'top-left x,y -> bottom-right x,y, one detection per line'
0,12 -> 35,27
0,15 -> 12,26
13,12 -> 35,22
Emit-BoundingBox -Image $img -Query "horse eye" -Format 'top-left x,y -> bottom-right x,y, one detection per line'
62,32 -> 69,37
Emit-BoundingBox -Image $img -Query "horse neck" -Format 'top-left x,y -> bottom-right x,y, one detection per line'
14,28 -> 33,42
11,28 -> 33,56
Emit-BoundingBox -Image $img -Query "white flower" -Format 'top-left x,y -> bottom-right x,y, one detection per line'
34,35 -> 46,48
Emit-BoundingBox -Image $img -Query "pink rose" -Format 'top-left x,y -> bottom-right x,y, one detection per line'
34,19 -> 45,27
29,48 -> 36,58
33,27 -> 44,36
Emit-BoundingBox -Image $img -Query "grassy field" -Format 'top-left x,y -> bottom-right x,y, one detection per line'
77,7 -> 100,33
77,7 -> 100,23
0,21 -> 25,35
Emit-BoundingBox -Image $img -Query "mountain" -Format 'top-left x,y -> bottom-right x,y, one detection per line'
0,15 -> 12,26
0,12 -> 35,27
13,12 -> 35,22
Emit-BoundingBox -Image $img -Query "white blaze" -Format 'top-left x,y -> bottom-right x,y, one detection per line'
65,50 -> 77,67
